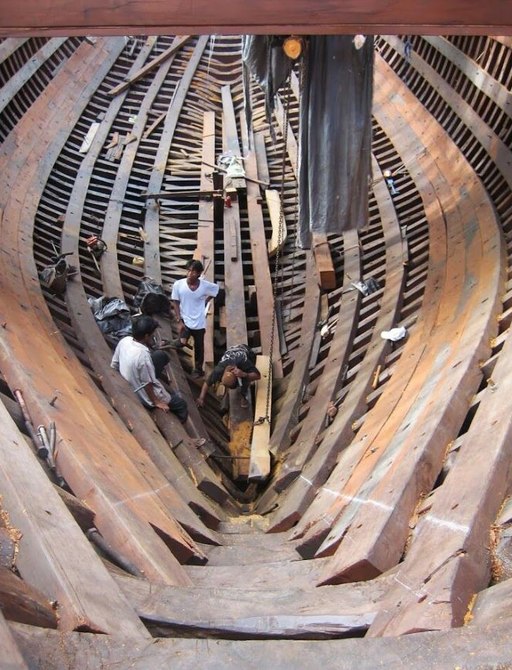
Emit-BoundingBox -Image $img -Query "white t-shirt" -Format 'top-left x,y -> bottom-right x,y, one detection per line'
171,277 -> 219,330
111,336 -> 170,407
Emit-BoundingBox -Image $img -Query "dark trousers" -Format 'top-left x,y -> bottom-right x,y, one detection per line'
183,326 -> 205,373
150,350 -> 188,423
151,350 -> 170,378
167,392 -> 188,423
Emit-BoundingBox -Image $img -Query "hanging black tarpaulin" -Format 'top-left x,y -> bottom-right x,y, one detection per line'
242,35 -> 292,140
297,35 -> 374,248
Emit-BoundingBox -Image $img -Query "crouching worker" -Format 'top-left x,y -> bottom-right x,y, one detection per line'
111,315 -> 188,423
196,344 -> 260,409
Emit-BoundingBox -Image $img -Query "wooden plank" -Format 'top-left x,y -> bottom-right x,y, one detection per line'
221,84 -> 251,479
242,118 -> 282,376
470,579 -> 512,627
0,403 -> 148,637
0,39 -> 203,584
143,35 -> 209,282
380,35 -> 512,194
275,58 -> 465,542
64,280 -> 223,545
312,233 -> 336,290
0,611 -> 28,670
0,38 -> 67,114
78,120 -> 99,153
266,189 -> 288,256
422,36 -> 512,118
114,572 -> 381,639
185,555 -> 332,590
10,620 -> 512,670
248,355 -> 272,481
316,55 -> 503,587
1,2 -> 511,37
267,229 -> 361,521
153,410 -> 230,505
256,252 -> 320,512
0,37 -> 29,66
90,39 -> 226,519
142,110 -> 166,139
287,157 -> 406,549
58,37 -> 224,538
360,57 -> 508,635
0,567 -> 58,629
107,35 -> 189,96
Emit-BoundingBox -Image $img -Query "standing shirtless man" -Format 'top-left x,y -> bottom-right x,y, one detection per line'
171,259 -> 219,378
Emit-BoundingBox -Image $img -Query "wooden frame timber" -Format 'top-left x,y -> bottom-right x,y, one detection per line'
0,1 -> 511,37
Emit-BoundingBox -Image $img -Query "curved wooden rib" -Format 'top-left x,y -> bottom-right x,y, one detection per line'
2,29 -> 512,666
289,157 -> 407,551
0,37 -> 197,586
0,402 -> 148,637
316,54 -> 504,586
60,38 -> 226,531
10,620 -> 512,668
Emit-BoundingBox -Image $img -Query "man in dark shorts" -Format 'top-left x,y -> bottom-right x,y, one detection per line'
196,344 -> 260,409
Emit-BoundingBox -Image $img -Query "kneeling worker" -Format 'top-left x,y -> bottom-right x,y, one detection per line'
196,344 -> 261,409
111,315 -> 188,422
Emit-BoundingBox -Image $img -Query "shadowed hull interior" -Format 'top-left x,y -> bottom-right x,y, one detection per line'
1,34 -> 512,668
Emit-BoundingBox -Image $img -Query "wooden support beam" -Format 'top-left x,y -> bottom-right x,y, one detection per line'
244,123 -> 283,377
312,233 -> 336,290
107,35 -> 189,96
1,2 -> 511,37
113,571 -> 377,639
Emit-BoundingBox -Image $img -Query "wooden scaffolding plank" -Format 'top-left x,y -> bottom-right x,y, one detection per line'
221,84 -> 252,479
248,355 -> 272,481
